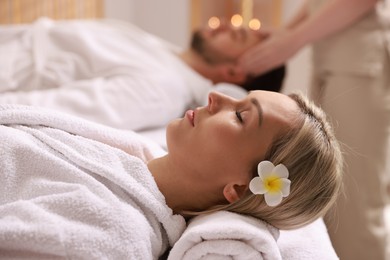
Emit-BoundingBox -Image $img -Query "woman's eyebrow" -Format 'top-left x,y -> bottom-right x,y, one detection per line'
250,98 -> 263,126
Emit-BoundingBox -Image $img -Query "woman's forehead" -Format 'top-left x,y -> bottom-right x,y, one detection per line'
248,90 -> 295,107
248,91 -> 299,127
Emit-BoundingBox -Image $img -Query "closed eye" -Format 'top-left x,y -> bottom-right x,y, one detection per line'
236,111 -> 243,123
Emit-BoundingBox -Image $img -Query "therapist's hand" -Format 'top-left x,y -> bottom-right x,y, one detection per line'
240,29 -> 302,75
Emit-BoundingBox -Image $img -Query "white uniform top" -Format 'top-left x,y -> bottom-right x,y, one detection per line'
310,0 -> 390,77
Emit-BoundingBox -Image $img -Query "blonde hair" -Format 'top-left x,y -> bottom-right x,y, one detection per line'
185,92 -> 343,230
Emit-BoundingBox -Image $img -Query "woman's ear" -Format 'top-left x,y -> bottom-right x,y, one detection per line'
217,64 -> 247,85
223,183 -> 248,203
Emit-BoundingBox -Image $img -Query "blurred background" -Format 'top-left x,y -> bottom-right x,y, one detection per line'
0,0 -> 310,94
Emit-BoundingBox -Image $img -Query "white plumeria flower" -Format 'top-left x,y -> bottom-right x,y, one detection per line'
249,160 -> 291,207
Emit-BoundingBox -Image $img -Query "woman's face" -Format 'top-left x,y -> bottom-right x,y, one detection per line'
166,90 -> 300,188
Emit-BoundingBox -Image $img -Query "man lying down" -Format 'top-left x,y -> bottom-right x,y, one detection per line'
0,89 -> 343,259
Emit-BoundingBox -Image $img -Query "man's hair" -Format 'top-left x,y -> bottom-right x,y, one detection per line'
241,65 -> 286,93
182,93 -> 344,230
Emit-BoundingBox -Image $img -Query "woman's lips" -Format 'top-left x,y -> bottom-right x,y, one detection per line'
185,110 -> 195,126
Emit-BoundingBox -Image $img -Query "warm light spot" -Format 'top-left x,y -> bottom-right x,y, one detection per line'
249,18 -> 261,30
231,14 -> 243,27
208,16 -> 220,29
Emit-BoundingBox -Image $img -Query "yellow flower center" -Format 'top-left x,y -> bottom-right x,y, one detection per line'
264,175 -> 282,193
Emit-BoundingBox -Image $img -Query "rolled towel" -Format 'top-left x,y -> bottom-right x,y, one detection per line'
168,211 -> 282,260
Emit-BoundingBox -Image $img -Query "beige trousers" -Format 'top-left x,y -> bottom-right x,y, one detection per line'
310,34 -> 390,260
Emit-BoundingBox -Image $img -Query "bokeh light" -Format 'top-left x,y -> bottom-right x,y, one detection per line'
208,16 -> 220,29
249,18 -> 261,30
231,14 -> 243,27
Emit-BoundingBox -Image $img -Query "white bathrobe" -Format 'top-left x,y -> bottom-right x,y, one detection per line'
0,104 -> 186,259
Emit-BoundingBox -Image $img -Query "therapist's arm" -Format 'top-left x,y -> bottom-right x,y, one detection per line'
284,0 -> 310,30
292,0 -> 378,47
241,0 -> 378,75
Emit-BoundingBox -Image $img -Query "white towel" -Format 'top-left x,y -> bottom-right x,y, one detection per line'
0,104 -> 185,259
278,218 -> 340,260
168,211 -> 282,260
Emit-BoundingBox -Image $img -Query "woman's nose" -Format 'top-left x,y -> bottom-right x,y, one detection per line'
207,91 -> 234,113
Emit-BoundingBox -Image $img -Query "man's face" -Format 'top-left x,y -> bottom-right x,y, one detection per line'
190,24 -> 263,64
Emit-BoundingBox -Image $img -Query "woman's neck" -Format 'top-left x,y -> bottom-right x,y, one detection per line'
147,155 -> 224,214
147,155 -> 193,213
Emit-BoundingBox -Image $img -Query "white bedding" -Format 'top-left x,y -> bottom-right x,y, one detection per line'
0,18 -> 212,131
278,218 -> 339,259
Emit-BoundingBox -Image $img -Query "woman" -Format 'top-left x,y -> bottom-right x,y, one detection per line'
0,90 -> 342,258
152,90 -> 343,230
240,1 -> 390,259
